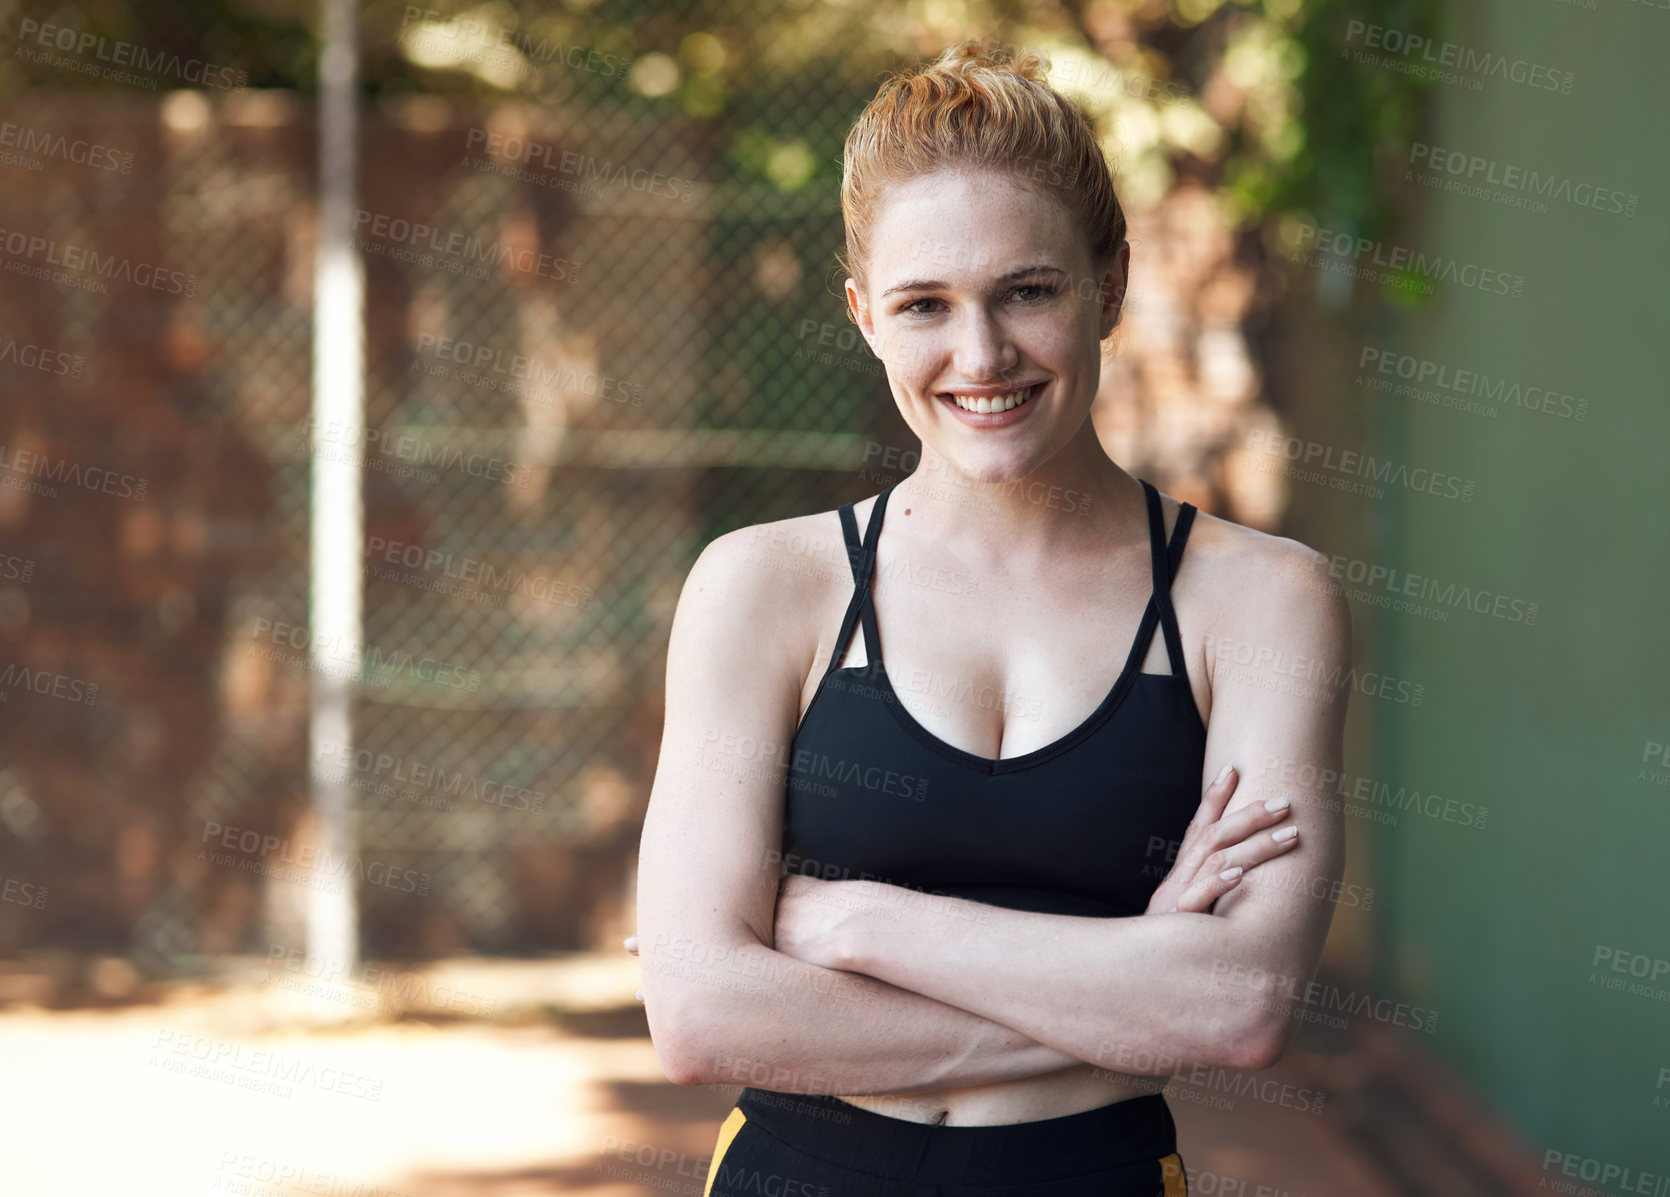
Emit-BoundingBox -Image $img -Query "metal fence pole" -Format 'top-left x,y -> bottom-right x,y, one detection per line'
307,0 -> 363,980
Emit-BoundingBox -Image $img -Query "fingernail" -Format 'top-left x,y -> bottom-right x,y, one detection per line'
1215,764 -> 1233,785
1272,825 -> 1298,842
1264,796 -> 1290,812
624,934 -> 638,949
1219,866 -> 1244,881
635,988 -> 644,1002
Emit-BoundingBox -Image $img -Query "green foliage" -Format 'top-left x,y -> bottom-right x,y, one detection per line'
1254,0 -> 1445,240
5,0 -> 1440,246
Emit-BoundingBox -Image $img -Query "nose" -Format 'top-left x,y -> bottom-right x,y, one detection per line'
952,303 -> 1019,382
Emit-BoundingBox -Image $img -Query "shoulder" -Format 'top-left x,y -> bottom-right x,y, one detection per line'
672,505 -> 853,666
1178,505 -> 1353,664
686,506 -> 850,602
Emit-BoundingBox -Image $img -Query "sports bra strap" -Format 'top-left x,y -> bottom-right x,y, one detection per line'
828,487 -> 894,674
1141,478 -> 1197,677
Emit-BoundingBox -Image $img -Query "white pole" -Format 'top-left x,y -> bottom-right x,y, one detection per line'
307,0 -> 363,980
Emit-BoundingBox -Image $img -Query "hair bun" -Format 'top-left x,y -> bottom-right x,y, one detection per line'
928,38 -> 1050,82
838,37 -> 1125,300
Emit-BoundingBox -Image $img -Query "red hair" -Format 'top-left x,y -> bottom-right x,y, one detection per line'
839,39 -> 1128,295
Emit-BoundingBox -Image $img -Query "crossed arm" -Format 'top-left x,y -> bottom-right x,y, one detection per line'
634,523 -> 1352,1091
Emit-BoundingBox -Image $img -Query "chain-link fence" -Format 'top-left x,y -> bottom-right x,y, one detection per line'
0,1 -> 1278,976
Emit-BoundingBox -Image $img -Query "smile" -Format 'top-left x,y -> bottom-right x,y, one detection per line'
941,382 -> 1044,414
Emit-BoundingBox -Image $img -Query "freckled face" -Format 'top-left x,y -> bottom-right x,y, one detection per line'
846,167 -> 1124,484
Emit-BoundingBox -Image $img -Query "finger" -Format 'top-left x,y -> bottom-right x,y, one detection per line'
1171,864 -> 1244,915
1194,763 -> 1241,829
1176,764 -> 1242,863
1211,823 -> 1301,874
624,934 -> 639,955
1200,795 -> 1295,856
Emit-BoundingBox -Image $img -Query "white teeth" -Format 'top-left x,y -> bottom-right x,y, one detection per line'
950,385 -> 1035,413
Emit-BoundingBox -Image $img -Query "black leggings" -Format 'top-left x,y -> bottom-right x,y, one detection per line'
702,1088 -> 1188,1196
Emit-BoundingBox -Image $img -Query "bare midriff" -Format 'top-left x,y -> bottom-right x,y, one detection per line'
833,1063 -> 1161,1127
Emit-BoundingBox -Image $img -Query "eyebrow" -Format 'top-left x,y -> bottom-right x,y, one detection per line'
879,264 -> 1066,297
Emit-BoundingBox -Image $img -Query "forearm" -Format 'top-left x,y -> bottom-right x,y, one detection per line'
842,891 -> 1286,1073
644,938 -> 1083,1093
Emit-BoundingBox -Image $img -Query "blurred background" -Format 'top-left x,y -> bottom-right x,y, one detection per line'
1,0 -> 1664,1193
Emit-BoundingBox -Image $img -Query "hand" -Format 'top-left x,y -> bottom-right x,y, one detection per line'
620,873 -> 872,998
770,873 -> 874,971
1144,764 -> 1300,915
621,933 -> 644,1003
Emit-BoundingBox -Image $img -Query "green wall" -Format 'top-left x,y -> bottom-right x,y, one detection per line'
1365,0 -> 1670,1171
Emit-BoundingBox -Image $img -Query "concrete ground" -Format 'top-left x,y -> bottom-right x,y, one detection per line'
0,954 -> 1428,1197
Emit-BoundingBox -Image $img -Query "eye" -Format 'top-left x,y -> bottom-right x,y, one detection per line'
1010,283 -> 1056,303
899,297 -> 943,316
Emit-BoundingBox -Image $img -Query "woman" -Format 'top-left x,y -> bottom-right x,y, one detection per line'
632,40 -> 1350,1196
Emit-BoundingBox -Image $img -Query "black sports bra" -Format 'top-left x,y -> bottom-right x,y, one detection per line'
780,478 -> 1207,919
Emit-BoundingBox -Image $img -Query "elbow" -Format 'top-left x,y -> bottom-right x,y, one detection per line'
1220,1011 -> 1290,1073
644,988 -> 715,1086
659,1045 -> 709,1088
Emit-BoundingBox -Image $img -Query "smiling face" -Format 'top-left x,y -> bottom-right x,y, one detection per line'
845,165 -> 1128,486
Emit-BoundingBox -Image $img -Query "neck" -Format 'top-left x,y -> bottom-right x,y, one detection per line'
888,424 -> 1148,560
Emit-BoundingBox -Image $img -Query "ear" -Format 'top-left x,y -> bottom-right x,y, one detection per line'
844,277 -> 879,355
1097,240 -> 1131,339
